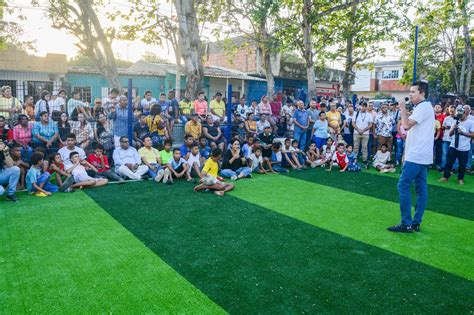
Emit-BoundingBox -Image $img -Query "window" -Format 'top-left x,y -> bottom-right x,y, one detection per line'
27,81 -> 54,102
73,86 -> 92,103
0,80 -> 17,97
382,70 -> 400,79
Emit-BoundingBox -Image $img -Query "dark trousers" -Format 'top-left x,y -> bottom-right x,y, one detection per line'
443,147 -> 469,180
434,139 -> 443,166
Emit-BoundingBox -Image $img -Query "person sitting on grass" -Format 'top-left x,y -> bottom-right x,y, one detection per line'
179,134 -> 195,160
266,142 -> 288,173
10,144 -> 29,190
241,135 -> 255,159
167,148 -> 193,184
68,152 -> 108,189
305,142 -> 320,168
194,148 -> 235,196
282,138 -> 303,170
328,143 -> 349,172
314,146 -> 334,168
186,142 -> 202,179
372,144 -> 396,173
346,144 -> 361,172
249,147 -> 268,174
139,136 -> 166,182
220,138 -> 252,180
291,139 -> 307,169
48,152 -> 75,192
198,136 -> 211,163
26,152 -> 58,197
113,136 -> 149,180
322,137 -> 336,155
159,139 -> 173,167
87,144 -> 124,183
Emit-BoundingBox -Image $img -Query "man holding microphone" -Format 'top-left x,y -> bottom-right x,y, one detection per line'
388,81 -> 434,233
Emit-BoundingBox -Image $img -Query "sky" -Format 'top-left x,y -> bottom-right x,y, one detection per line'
5,0 -> 405,69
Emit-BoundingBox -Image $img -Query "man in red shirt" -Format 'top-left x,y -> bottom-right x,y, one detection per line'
269,94 -> 282,120
434,104 -> 446,169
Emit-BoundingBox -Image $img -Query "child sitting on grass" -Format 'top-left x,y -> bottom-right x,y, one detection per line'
167,148 -> 193,184
87,144 -> 124,183
266,142 -> 288,173
322,137 -> 336,154
314,146 -> 334,168
346,145 -> 361,172
328,143 -> 349,172
186,142 -> 202,179
68,152 -> 108,189
373,144 -> 396,173
48,152 -> 75,192
282,138 -> 303,170
194,148 -> 234,196
291,139 -> 307,169
10,144 -> 29,190
26,152 -> 59,197
305,142 -> 319,168
249,147 -> 267,174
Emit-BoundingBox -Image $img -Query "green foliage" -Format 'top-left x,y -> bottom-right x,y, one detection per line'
0,0 -> 35,51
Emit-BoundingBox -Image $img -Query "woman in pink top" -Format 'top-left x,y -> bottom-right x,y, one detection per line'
258,95 -> 274,125
12,114 -> 33,162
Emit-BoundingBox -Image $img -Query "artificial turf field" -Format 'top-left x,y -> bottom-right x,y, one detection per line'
1,168 -> 473,313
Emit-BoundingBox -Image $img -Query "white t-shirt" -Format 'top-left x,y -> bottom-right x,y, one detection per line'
250,153 -> 263,170
449,119 -> 474,152
257,120 -> 271,134
404,101 -> 435,164
59,146 -> 87,169
353,111 -> 374,135
186,152 -> 201,167
442,116 -> 455,142
50,97 -> 65,113
373,150 -> 390,165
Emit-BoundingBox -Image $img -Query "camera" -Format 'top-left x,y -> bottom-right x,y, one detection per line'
455,105 -> 464,121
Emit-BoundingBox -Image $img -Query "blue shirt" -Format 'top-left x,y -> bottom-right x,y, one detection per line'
179,144 -> 190,157
313,119 -> 328,138
32,121 -> 58,143
109,107 -> 128,137
170,158 -> 186,170
26,166 -> 41,192
158,100 -> 170,114
292,109 -> 309,131
199,145 -> 211,159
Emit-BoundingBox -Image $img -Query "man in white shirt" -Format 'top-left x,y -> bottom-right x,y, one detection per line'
58,133 -> 87,170
351,102 -> 373,165
113,136 -> 148,180
441,105 -> 456,169
388,81 -> 434,233
439,105 -> 474,185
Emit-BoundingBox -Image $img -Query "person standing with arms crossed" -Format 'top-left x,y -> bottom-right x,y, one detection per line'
388,81 -> 434,233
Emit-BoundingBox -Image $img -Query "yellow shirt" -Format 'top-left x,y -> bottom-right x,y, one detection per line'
146,115 -> 166,135
210,100 -> 225,116
202,158 -> 219,177
0,97 -> 22,119
185,120 -> 202,139
327,111 -> 341,129
179,99 -> 193,115
139,147 -> 160,163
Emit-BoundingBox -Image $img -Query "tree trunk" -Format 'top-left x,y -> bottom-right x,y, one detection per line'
78,0 -> 121,90
460,52 -> 466,95
264,48 -> 275,97
461,3 -> 472,97
173,0 -> 204,98
303,0 -> 317,101
342,34 -> 354,100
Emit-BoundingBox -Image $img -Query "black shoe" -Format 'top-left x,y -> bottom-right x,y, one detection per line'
6,194 -> 19,203
411,224 -> 420,232
387,223 -> 412,233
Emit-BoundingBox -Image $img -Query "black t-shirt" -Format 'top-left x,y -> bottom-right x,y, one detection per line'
204,123 -> 220,139
133,123 -> 150,140
222,149 -> 244,171
258,132 -> 275,158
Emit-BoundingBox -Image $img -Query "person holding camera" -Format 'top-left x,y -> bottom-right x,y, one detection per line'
439,105 -> 474,185
388,81 -> 434,233
0,141 -> 20,202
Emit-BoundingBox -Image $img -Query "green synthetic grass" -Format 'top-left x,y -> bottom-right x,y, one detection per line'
87,181 -> 474,313
364,167 -> 474,193
231,173 -> 474,281
286,167 -> 474,221
0,191 -> 223,314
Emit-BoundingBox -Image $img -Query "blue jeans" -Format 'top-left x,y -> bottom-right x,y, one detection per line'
395,138 -> 405,164
294,127 -> 307,151
21,146 -> 33,162
397,161 -> 428,225
271,163 -> 287,173
0,166 -> 20,196
467,143 -> 472,170
147,163 -> 162,178
441,141 -> 458,169
220,167 -> 252,178
343,133 -> 353,147
31,172 -> 59,193
368,134 -> 375,160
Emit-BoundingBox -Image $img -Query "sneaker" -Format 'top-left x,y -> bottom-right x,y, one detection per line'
458,179 -> 464,185
230,175 -> 238,181
118,177 -> 125,184
411,223 -> 420,232
155,169 -> 165,182
162,172 -> 169,184
64,187 -> 74,193
387,223 -> 413,233
438,177 -> 448,182
6,194 -> 19,203
59,175 -> 75,192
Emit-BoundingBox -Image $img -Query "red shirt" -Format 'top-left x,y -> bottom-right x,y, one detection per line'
0,127 -> 13,142
87,154 -> 110,173
333,151 -> 348,169
270,101 -> 282,118
48,162 -> 64,175
435,113 -> 446,139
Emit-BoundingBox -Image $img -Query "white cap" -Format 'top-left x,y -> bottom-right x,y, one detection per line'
52,91 -> 59,96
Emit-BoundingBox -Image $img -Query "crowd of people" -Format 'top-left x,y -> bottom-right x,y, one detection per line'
0,83 -> 473,202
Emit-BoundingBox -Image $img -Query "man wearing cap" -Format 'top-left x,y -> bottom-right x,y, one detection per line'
210,92 -> 226,122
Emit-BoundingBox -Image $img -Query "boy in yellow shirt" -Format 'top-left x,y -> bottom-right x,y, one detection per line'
193,148 -> 234,196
